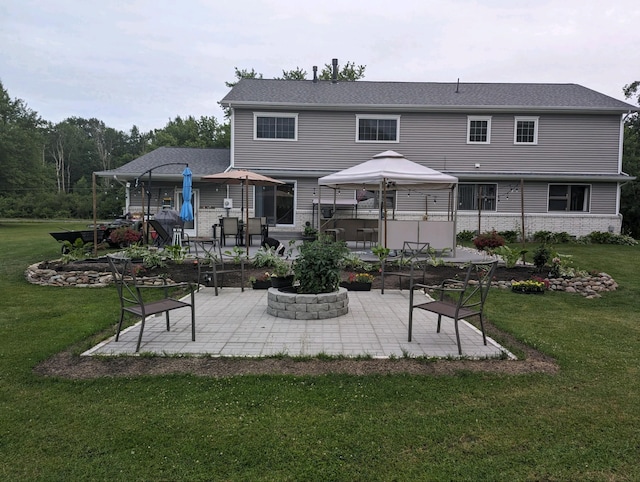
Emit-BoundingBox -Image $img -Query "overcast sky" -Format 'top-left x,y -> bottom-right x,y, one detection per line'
2,0 -> 639,132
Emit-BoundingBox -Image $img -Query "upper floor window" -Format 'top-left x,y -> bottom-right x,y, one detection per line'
356,115 -> 399,142
514,116 -> 539,144
467,116 -> 491,144
458,183 -> 497,211
254,113 -> 297,140
548,184 -> 590,212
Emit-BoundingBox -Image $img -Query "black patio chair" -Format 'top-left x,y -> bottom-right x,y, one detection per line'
193,240 -> 245,295
148,219 -> 172,247
381,241 -> 431,294
107,255 -> 196,353
408,260 -> 498,355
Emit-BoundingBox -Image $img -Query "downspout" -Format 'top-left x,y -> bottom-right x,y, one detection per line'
616,110 -> 633,217
229,107 -> 235,168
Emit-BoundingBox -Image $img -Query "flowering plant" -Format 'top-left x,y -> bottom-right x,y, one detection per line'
346,272 -> 375,283
249,272 -> 271,283
108,227 -> 142,246
511,277 -> 547,293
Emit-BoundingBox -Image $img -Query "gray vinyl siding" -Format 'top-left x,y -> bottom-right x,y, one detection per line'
232,109 -> 622,174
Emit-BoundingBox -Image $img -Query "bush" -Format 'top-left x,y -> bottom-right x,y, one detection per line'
472,230 -> 505,251
498,230 -> 520,243
457,230 -> 476,243
579,231 -> 638,245
108,227 -> 142,247
293,238 -> 349,294
533,244 -> 551,271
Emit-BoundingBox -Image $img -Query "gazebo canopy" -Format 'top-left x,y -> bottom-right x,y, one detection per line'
318,150 -> 458,190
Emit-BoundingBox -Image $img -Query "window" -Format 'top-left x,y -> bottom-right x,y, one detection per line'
467,116 -> 491,144
514,116 -> 538,144
254,113 -> 297,140
548,184 -> 590,212
458,184 -> 497,211
255,182 -> 296,225
356,115 -> 399,142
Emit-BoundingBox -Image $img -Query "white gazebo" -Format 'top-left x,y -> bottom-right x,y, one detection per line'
318,150 -> 458,252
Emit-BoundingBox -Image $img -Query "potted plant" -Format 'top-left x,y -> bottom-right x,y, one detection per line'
301,221 -> 318,242
292,237 -> 349,293
249,271 -> 272,289
270,258 -> 294,288
340,272 -> 375,291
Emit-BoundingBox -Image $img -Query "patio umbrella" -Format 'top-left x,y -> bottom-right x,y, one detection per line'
202,169 -> 284,255
180,166 -> 194,222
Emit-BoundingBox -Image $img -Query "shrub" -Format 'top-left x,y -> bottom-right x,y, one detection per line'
293,238 -> 349,294
472,230 -> 505,251
579,231 -> 638,246
457,230 -> 476,243
498,230 -> 519,243
533,244 -> 551,271
108,227 -> 142,246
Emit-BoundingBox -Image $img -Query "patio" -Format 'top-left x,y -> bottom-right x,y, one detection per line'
83,287 -> 513,359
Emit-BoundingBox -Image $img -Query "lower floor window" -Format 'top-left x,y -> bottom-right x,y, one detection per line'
458,184 -> 497,211
548,184 -> 590,212
255,182 -> 295,225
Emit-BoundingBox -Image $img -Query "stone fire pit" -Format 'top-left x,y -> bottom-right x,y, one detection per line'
267,287 -> 349,320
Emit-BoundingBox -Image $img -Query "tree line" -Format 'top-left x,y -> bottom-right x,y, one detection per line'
1,71 -> 639,237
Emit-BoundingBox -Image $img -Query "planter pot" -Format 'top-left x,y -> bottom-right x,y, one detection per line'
270,275 -> 294,288
511,288 -> 545,294
340,281 -> 372,291
251,279 -> 272,290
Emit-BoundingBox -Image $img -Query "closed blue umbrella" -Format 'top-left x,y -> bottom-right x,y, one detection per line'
180,167 -> 194,222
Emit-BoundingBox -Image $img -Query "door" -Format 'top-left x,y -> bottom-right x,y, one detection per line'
177,188 -> 198,237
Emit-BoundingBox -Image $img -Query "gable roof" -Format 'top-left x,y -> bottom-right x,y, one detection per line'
95,147 -> 230,181
221,79 -> 637,114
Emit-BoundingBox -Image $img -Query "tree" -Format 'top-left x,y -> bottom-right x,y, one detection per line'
149,115 -> 229,149
621,81 -> 640,237
318,60 -> 366,81
276,67 -> 308,80
225,67 -> 263,88
0,80 -> 48,195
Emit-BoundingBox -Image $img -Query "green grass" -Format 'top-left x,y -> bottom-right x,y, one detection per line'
1,221 -> 640,480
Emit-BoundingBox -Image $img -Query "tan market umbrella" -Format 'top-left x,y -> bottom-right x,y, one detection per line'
202,170 -> 284,255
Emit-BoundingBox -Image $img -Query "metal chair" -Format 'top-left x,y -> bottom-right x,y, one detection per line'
193,240 -> 245,295
220,217 -> 239,246
381,241 -> 431,294
247,217 -> 264,245
107,255 -> 195,353
147,219 -> 172,247
408,260 -> 498,355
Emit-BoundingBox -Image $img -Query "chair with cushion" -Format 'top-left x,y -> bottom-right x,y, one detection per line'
220,217 -> 239,246
408,260 -> 498,355
107,255 -> 196,353
381,241 -> 431,294
193,240 -> 245,295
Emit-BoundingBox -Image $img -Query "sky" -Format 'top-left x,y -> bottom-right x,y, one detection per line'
2,0 -> 639,133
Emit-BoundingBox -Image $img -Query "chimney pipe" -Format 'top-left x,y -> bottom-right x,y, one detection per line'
331,58 -> 338,84
312,66 -> 318,83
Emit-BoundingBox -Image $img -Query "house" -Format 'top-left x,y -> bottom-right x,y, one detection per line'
99,76 -> 638,241
219,77 -> 637,239
98,147 -> 230,238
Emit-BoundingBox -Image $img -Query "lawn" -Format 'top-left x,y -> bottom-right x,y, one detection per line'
1,220 -> 639,480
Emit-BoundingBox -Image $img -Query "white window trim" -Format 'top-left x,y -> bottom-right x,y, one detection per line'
467,116 -> 492,144
355,114 -> 400,143
514,116 -> 539,145
547,183 -> 591,213
253,112 -> 298,141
